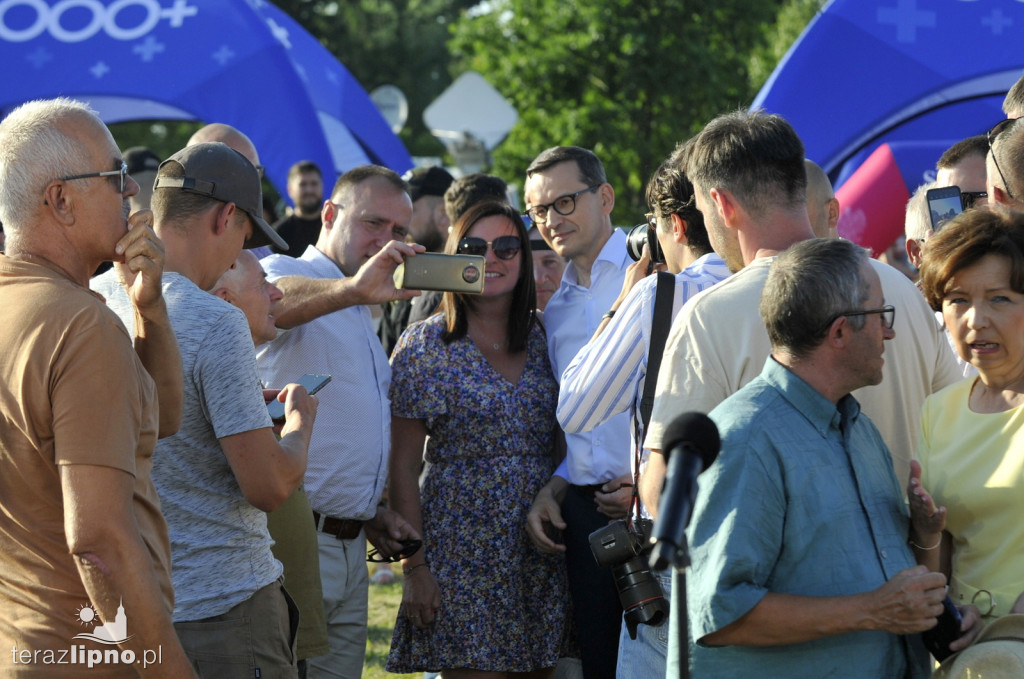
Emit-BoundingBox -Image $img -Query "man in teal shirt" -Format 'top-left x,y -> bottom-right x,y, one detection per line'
686,238 -> 979,677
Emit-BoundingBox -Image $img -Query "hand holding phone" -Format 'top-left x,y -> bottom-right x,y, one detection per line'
268,374 -> 331,422
393,253 -> 486,293
926,185 -> 964,232
921,595 -> 964,662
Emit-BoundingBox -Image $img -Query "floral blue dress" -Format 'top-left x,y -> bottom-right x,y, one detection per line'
385,315 -> 569,673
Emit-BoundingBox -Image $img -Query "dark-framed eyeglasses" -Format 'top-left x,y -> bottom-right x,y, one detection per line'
829,305 -> 896,330
644,212 -> 658,229
62,160 -> 128,194
458,235 -> 521,260
988,118 -> 1018,201
961,190 -> 987,209
524,184 -> 602,224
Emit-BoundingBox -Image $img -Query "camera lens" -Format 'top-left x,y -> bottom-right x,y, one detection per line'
625,223 -> 649,262
588,520 -> 669,640
614,556 -> 670,639
625,223 -> 665,264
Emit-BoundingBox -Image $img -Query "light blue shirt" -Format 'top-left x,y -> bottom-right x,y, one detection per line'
686,358 -> 929,679
544,228 -> 632,484
557,252 -> 729,470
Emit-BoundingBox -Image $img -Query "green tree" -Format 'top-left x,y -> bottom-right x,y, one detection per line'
449,0 -> 790,223
748,0 -> 826,92
272,0 -> 479,158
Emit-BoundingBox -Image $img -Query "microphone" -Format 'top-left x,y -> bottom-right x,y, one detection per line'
648,412 -> 720,571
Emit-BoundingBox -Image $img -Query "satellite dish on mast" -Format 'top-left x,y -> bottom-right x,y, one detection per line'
371,85 -> 409,135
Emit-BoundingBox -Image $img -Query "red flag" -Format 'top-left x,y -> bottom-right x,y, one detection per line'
835,143 -> 911,257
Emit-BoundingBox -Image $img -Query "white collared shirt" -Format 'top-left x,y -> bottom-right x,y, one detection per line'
558,252 -> 730,459
257,246 -> 391,520
544,228 -> 633,484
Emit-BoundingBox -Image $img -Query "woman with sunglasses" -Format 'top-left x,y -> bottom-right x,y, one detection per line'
909,207 -> 1024,625
386,200 -> 568,678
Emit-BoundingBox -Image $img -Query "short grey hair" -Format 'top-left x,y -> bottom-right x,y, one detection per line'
760,238 -> 871,359
905,181 -> 935,242
0,98 -> 98,231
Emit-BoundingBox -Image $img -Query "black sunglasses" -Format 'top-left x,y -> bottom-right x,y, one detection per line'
458,235 -> 521,260
961,190 -> 987,209
366,538 -> 422,563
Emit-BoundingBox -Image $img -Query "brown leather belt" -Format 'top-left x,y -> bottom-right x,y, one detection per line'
311,511 -> 364,540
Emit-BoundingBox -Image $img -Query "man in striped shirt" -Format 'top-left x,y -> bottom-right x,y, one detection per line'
556,152 -> 728,679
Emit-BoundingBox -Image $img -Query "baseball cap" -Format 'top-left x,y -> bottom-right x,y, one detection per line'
154,142 -> 287,251
404,166 -> 454,202
123,146 -> 161,175
527,225 -> 552,251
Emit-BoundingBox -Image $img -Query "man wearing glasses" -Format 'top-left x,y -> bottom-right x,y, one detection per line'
987,117 -> 1023,209
555,154 -> 729,679
641,110 -> 959,676
0,98 -> 196,676
685,238 -> 978,679
522,146 -> 633,679
936,135 -> 990,210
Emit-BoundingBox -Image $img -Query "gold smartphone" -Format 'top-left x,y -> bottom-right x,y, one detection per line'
393,253 -> 486,293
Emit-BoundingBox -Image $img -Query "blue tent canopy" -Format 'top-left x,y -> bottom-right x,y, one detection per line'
0,0 -> 413,195
754,0 -> 1024,191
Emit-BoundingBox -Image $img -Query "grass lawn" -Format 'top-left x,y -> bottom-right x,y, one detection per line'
364,568 -> 417,679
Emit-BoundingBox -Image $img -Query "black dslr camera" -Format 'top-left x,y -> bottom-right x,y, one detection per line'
589,518 -> 669,639
625,222 -> 665,264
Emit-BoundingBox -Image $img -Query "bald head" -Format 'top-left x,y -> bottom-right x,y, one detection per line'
188,123 -> 259,167
212,250 -> 281,346
804,159 -> 839,239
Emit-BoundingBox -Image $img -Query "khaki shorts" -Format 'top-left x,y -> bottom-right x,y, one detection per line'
175,578 -> 299,679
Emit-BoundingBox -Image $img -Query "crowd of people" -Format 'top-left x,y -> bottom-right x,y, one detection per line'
0,69 -> 1023,679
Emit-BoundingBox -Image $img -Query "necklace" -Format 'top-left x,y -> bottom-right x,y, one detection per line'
471,333 -> 503,351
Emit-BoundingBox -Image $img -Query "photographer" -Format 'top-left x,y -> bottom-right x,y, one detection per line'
555,152 -> 728,678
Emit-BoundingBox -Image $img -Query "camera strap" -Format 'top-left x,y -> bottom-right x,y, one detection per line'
631,271 -> 675,522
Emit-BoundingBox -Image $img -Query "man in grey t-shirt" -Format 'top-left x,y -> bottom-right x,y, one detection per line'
93,142 -> 318,677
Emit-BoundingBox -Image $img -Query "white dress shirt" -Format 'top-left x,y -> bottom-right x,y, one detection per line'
257,246 -> 391,520
558,253 -> 730,465
544,228 -> 633,485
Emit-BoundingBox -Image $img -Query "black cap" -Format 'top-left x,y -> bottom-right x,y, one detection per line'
404,166 -> 454,202
527,225 -> 552,251
154,142 -> 287,251
123,146 -> 161,175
